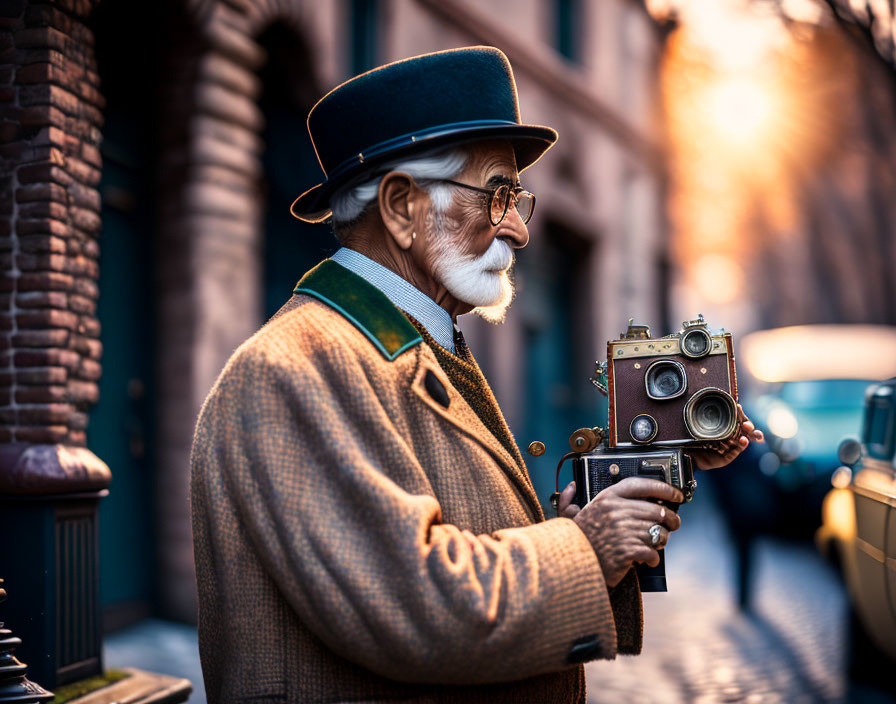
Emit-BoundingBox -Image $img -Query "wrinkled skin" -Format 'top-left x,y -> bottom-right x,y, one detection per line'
569,477 -> 683,588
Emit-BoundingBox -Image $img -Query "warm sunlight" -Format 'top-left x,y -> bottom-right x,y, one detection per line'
649,0 -> 852,329
705,75 -> 775,144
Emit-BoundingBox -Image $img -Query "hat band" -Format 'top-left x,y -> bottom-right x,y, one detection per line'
323,119 -> 520,185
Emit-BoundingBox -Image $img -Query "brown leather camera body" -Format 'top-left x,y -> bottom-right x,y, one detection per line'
606,318 -> 739,448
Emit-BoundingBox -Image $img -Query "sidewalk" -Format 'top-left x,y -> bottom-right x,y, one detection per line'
104,618 -> 206,704
585,493 -> 874,704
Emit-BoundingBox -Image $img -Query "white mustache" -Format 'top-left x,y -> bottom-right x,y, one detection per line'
475,238 -> 513,272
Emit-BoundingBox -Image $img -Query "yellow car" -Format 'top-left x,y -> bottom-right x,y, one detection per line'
817,377 -> 896,667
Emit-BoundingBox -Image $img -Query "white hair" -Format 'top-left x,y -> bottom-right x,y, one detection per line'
329,147 -> 468,231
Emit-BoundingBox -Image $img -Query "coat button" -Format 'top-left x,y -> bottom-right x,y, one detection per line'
424,369 -> 450,409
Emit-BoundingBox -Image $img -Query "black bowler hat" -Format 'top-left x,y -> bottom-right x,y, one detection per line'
290,46 -> 558,223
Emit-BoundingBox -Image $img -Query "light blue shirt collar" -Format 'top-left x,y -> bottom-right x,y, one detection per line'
330,247 -> 456,354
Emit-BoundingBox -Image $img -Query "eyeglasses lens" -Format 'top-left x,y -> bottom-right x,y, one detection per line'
490,184 -> 510,225
515,192 -> 534,224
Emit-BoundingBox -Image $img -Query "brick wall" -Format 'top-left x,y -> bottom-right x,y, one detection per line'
0,0 -> 109,492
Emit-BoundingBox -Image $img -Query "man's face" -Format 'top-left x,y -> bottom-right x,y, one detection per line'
423,141 -> 530,323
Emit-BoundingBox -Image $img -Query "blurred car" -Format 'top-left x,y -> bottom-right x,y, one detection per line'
817,377 -> 896,673
708,324 -> 896,608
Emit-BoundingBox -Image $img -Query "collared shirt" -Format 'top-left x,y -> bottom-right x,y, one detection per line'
330,247 -> 457,354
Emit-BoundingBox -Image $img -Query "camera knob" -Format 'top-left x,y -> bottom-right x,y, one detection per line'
569,428 -> 599,453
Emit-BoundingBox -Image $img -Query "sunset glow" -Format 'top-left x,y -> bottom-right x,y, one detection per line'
650,0 -> 849,329
705,76 -> 774,144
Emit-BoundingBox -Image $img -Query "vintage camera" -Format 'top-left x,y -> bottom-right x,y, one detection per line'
544,315 -> 739,592
595,315 -> 739,448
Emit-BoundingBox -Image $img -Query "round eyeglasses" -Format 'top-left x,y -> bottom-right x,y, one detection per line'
423,179 -> 536,226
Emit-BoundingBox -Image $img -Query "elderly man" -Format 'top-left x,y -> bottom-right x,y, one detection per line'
190,47 -> 760,703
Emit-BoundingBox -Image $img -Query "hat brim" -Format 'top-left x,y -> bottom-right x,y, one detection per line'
289,123 -> 558,223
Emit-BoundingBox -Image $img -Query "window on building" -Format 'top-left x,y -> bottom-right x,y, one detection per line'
555,0 -> 581,62
352,0 -> 379,75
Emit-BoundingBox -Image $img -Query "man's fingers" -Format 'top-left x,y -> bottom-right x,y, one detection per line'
560,503 -> 580,519
612,477 -> 684,504
633,545 -> 661,568
558,481 -> 580,518
737,404 -> 764,442
558,481 -> 575,506
628,500 -> 681,531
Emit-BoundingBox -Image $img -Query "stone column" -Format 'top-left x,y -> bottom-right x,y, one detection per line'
155,1 -> 266,621
155,0 -> 344,621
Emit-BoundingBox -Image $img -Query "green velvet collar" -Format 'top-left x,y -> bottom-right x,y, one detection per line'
294,260 -> 423,361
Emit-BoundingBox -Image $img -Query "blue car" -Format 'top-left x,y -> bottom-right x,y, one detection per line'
707,324 -> 896,608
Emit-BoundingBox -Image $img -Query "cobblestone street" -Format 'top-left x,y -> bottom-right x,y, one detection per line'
103,494 -> 895,704
586,492 -> 893,704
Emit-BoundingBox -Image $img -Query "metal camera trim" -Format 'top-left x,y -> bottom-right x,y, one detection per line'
630,413 -> 659,443
644,359 -> 688,401
577,449 -> 697,505
679,327 -> 713,359
683,387 -> 738,441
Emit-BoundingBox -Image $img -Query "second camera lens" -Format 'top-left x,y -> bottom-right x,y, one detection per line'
645,359 -> 687,400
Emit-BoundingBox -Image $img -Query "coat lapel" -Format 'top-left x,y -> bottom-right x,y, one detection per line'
411,353 -> 545,521
294,258 -> 545,521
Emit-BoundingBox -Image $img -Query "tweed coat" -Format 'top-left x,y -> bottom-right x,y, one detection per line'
190,260 -> 643,703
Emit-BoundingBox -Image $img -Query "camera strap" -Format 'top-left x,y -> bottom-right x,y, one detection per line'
550,452 -> 578,515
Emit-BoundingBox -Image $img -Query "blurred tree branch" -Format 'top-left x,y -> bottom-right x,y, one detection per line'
817,0 -> 896,75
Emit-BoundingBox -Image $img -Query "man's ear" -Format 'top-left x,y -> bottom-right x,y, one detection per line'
378,171 -> 420,250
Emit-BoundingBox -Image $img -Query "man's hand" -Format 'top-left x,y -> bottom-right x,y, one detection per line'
689,403 -> 764,470
567,477 -> 683,589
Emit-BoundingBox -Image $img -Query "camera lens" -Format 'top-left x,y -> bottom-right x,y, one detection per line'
684,388 -> 737,440
680,328 -> 711,359
630,414 -> 658,443
645,359 -> 687,400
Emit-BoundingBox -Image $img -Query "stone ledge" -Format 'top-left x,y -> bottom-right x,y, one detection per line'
0,442 -> 110,494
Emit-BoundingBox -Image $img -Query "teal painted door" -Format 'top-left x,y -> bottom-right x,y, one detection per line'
261,103 -> 338,319
86,0 -> 161,631
522,228 -> 605,511
258,25 -> 339,319
87,107 -> 156,626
